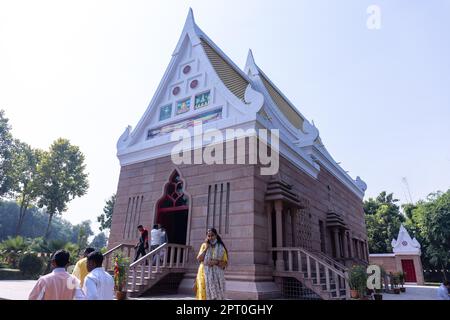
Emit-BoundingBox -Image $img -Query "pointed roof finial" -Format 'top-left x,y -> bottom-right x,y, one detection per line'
245,49 -> 259,76
246,49 -> 255,66
185,7 -> 195,29
173,8 -> 200,56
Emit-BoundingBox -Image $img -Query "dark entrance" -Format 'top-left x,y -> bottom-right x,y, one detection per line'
155,171 -> 189,245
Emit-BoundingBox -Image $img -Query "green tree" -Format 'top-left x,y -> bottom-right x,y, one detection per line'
0,110 -> 15,197
413,191 -> 450,280
0,200 -> 85,243
364,191 -> 405,253
71,220 -> 93,255
9,141 -> 43,236
90,232 -> 108,250
97,194 -> 115,231
37,138 -> 89,239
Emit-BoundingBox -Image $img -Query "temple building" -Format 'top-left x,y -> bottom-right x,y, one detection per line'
107,9 -> 369,299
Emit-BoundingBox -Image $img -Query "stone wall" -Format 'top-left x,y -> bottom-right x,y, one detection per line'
109,142 -> 367,298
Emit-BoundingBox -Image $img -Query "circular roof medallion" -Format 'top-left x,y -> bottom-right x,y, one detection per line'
190,80 -> 199,89
183,65 -> 191,74
402,241 -> 408,246
172,86 -> 180,96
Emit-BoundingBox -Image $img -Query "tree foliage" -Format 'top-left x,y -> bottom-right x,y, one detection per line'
36,138 -> 89,239
0,110 -> 15,197
97,194 -> 115,231
366,190 -> 450,280
364,191 -> 405,253
90,232 -> 107,250
9,141 -> 43,236
406,191 -> 450,276
0,200 -> 87,243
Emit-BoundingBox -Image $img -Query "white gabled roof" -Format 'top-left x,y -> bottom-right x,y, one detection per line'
391,224 -> 421,255
116,9 -> 367,199
245,49 -> 367,198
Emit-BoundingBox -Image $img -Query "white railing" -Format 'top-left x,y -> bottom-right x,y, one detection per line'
103,243 -> 136,271
128,243 -> 191,293
312,250 -> 348,274
270,247 -> 350,299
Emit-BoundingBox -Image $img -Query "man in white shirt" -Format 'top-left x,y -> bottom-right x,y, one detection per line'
159,227 -> 168,265
160,227 -> 168,244
150,224 -> 162,251
76,251 -> 115,300
437,280 -> 450,300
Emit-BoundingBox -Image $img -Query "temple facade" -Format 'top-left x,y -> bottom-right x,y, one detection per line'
107,9 -> 369,299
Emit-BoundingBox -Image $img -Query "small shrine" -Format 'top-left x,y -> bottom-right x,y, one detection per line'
369,224 -> 424,284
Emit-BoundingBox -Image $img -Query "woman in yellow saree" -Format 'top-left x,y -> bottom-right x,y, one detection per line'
195,228 -> 228,300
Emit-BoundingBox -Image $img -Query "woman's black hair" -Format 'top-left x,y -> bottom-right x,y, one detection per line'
207,228 -> 228,255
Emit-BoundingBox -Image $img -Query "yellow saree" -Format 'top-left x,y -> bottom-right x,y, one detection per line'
195,242 -> 228,300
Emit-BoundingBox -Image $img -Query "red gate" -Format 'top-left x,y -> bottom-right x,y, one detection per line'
401,259 -> 417,282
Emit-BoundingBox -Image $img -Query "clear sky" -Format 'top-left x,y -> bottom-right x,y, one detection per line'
1,0 -> 449,232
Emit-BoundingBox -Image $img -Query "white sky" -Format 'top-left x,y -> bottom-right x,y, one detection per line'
1,0 -> 449,232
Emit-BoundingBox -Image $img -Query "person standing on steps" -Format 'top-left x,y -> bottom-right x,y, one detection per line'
150,224 -> 162,251
134,225 -> 149,262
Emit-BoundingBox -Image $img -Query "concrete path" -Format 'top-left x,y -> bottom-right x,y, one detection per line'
0,280 -> 36,300
382,285 -> 440,300
0,281 -> 441,300
0,280 -> 196,300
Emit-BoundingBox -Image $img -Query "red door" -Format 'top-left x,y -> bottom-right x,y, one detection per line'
401,260 -> 417,282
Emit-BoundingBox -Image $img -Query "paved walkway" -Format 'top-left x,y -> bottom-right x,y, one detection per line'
382,285 -> 440,300
0,281 -> 441,300
0,280 -> 197,300
0,280 -> 36,300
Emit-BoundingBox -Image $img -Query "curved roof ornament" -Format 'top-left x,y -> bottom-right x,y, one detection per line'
354,176 -> 368,192
243,84 -> 264,114
303,120 -> 320,141
117,125 -> 132,151
294,120 -> 320,148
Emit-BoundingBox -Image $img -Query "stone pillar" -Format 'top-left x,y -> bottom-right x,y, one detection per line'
290,208 -> 296,247
266,202 -> 273,266
342,230 -> 348,259
358,240 -> 364,260
266,202 -> 273,249
333,228 -> 341,259
274,200 -> 284,271
347,232 -> 354,258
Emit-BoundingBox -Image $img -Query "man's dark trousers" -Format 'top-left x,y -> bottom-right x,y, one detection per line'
134,245 -> 147,262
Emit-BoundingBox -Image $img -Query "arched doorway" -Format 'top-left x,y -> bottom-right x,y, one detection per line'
155,171 -> 189,245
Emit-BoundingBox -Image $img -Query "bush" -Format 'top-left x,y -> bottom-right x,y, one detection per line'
64,242 -> 81,265
0,236 -> 29,268
349,265 -> 368,297
113,253 -> 130,292
0,268 -> 31,280
19,253 -> 45,278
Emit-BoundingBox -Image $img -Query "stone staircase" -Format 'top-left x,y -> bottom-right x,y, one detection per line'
270,247 -> 350,300
103,243 -> 191,298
